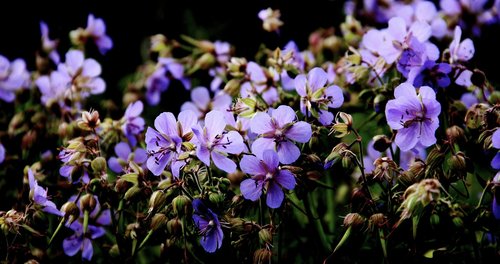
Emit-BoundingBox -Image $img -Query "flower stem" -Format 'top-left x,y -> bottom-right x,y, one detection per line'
83,210 -> 90,234
48,217 -> 65,246
304,194 -> 330,252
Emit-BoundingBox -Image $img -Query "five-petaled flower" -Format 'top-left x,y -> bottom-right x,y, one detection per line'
192,199 -> 224,253
385,83 -> 441,151
240,150 -> 296,208
28,169 -> 63,216
121,100 -> 145,147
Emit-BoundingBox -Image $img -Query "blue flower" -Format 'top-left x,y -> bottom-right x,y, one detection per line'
192,199 -> 223,253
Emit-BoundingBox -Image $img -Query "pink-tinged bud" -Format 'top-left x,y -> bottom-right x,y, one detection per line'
343,213 -> 365,229
79,194 -> 96,212
253,248 -> 272,264
369,213 -> 386,229
150,213 -> 168,231
78,110 -> 101,131
61,202 -> 80,225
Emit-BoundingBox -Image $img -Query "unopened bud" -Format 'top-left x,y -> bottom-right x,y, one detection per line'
258,229 -> 273,244
79,194 -> 96,212
149,191 -> 167,213
488,91 -> 500,105
91,157 -> 107,173
343,213 -> 365,228
448,152 -> 467,172
218,178 -> 231,192
124,186 -> 142,201
208,193 -> 224,207
109,244 -> 120,258
465,103 -> 488,129
89,178 -> 102,193
61,202 -> 80,224
150,213 -> 168,231
224,79 -> 243,97
115,178 -> 130,193
172,195 -> 192,217
430,213 -> 440,228
253,248 -> 272,264
446,126 -> 465,144
452,216 -> 464,228
372,135 -> 392,152
369,213 -> 386,229
157,178 -> 172,190
167,218 -> 183,236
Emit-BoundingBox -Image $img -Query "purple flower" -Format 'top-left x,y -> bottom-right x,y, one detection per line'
492,172 -> 500,220
63,195 -> 111,260
57,50 -> 105,97
181,87 -> 232,120
491,130 -> 500,169
121,100 -> 145,147
363,140 -> 426,173
214,41 -> 230,65
0,143 -> 4,164
146,110 -> 197,177
449,26 -> 475,64
40,21 -> 60,64
385,83 -> 441,151
28,169 -> 63,216
85,14 -> 113,55
192,199 -> 223,253
240,150 -> 296,208
108,142 -> 148,173
146,58 -> 190,105
408,60 -> 452,89
35,71 -> 72,109
294,67 -> 344,125
0,55 -> 30,102
240,62 -> 279,106
192,110 -> 245,173
250,105 -> 312,164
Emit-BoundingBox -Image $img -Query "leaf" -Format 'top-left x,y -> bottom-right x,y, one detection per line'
22,224 -> 43,236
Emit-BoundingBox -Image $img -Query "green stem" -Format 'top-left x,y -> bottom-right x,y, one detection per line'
304,194 -> 330,252
83,210 -> 90,235
138,230 -> 154,251
475,182 -> 491,209
48,217 -> 65,246
378,228 -> 388,262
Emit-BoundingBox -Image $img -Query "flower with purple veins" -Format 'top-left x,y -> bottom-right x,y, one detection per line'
108,142 -> 147,173
84,14 -> 113,55
192,110 -> 245,173
294,67 -> 344,125
250,105 -> 312,164
57,50 -> 105,98
240,150 -> 296,208
28,169 -> 63,216
192,199 -> 223,253
408,60 -> 452,89
40,21 -> 60,64
181,87 -> 232,120
240,61 -> 280,106
63,195 -> 111,261
0,55 -> 30,102
491,130 -> 500,169
385,83 -> 441,151
121,100 -> 145,147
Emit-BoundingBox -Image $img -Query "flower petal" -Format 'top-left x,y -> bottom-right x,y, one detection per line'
277,141 -> 300,164
307,67 -> 328,91
63,236 -> 82,257
82,59 -> 102,78
240,179 -> 263,201
250,112 -> 273,134
240,155 -> 267,175
276,169 -> 296,190
395,124 -> 420,151
294,74 -> 308,96
114,142 -> 131,160
272,105 -> 296,128
82,238 -> 94,261
191,87 -> 210,110
211,151 -> 236,173
266,182 -> 284,208
285,121 -> 312,143
251,138 -> 276,160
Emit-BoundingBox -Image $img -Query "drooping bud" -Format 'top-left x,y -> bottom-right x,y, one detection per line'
150,213 -> 168,231
61,201 -> 80,225
91,157 -> 107,173
79,194 -> 97,212
172,195 -> 192,217
343,213 -> 365,229
124,186 -> 142,201
148,191 -> 167,214
258,228 -> 273,244
372,157 -> 398,181
253,248 -> 272,264
369,213 -> 386,230
372,135 -> 392,152
167,218 -> 183,236
446,126 -> 465,144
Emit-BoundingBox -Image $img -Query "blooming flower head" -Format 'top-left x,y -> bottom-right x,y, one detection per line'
40,21 -> 60,64
181,87 -> 232,120
408,60 -> 452,89
258,8 -> 283,33
240,150 -> 296,208
192,199 -> 223,253
192,110 -> 245,173
449,26 -> 475,64
145,58 -> 190,105
108,142 -> 148,174
28,169 -> 63,216
250,105 -> 312,164
491,129 -> 500,169
240,62 -> 280,106
0,55 -> 30,102
70,14 -> 113,55
57,50 -> 105,98
294,67 -> 344,125
121,100 -> 145,146
146,110 -> 197,177
35,71 -> 72,109
385,83 -> 441,151
63,195 -> 111,261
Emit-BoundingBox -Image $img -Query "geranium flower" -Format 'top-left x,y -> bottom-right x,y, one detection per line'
28,169 -> 63,216
121,100 -> 145,146
192,199 -> 223,253
108,142 -> 147,173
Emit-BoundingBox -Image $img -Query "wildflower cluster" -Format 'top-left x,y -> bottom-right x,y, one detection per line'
0,2 -> 499,263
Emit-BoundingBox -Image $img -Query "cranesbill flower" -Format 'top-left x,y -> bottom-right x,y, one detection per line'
181,87 -> 232,120
408,60 -> 452,89
84,14 -> 113,55
28,169 -> 63,216
192,110 -> 245,173
40,21 -> 60,64
240,62 -> 279,106
240,150 -> 296,208
363,140 -> 426,173
294,67 -> 344,125
250,105 -> 312,164
145,58 -> 190,105
385,83 -> 441,151
35,71 -> 72,109
57,50 -> 105,98
63,195 -> 111,261
491,130 -> 500,169
108,142 -> 147,173
449,26 -> 475,64
121,100 -> 145,146
0,55 -> 30,102
192,199 -> 223,253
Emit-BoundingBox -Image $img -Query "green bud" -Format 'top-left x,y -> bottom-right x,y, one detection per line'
172,195 -> 192,217
488,91 -> 500,105
80,194 -> 96,212
448,152 -> 467,172
157,178 -> 172,190
124,186 -> 142,201
167,218 -> 183,236
219,178 -> 231,192
258,229 -> 273,244
452,216 -> 464,228
209,193 -> 225,207
109,244 -> 120,258
149,191 -> 167,213
89,178 -> 102,193
150,213 -> 168,231
430,213 -> 440,229
91,157 -> 107,172
61,201 -> 80,224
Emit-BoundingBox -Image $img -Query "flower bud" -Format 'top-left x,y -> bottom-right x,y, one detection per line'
172,195 -> 192,217
157,178 -> 172,190
373,94 -> 387,113
465,103 -> 488,129
79,194 -> 96,212
89,178 -> 102,193
61,201 -> 80,224
91,157 -> 107,173
372,135 -> 392,152
150,213 -> 168,231
192,53 -> 216,72
253,248 -> 272,264
115,178 -> 130,193
227,217 -> 246,233
446,126 -> 465,144
167,218 -> 183,236
208,193 -> 224,207
78,110 -> 101,131
148,191 -> 167,213
448,152 -> 467,172
124,186 -> 142,201
343,213 -> 365,229
430,213 -> 440,229
228,171 -> 244,187
488,91 -> 500,105
452,216 -> 464,229
258,229 -> 273,244
109,244 -> 120,258
369,213 -> 386,229
218,178 -> 231,192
